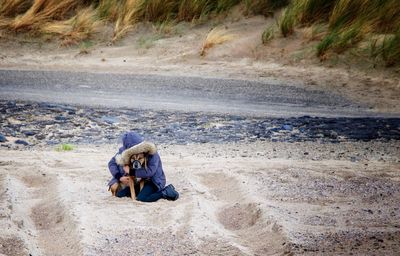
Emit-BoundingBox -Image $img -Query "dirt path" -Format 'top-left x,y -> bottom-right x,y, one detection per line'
1,141 -> 399,255
0,69 -> 385,118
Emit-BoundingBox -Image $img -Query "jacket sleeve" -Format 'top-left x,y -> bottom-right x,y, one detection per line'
108,153 -> 123,181
134,154 -> 159,179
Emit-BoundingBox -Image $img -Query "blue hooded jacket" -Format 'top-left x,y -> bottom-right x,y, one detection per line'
108,132 -> 166,191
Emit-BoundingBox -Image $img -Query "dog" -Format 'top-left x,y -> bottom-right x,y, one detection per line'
127,153 -> 147,200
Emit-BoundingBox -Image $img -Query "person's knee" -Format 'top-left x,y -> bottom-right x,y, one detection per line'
116,186 -> 130,198
115,191 -> 125,198
136,194 -> 151,202
115,190 -> 125,198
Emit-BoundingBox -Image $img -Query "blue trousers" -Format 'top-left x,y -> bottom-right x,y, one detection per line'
116,181 -> 163,202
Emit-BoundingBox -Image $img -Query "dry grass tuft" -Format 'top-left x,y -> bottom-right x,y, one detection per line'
11,0 -> 80,32
112,0 -> 140,41
41,7 -> 101,46
0,0 -> 33,18
200,26 -> 235,56
0,17 -> 13,29
97,0 -> 120,22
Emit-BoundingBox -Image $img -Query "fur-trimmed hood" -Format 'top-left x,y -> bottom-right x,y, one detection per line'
115,141 -> 157,166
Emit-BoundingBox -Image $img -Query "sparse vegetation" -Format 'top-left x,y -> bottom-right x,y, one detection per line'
200,26 -> 235,56
0,0 -> 31,18
0,0 -> 398,66
279,0 -> 400,66
0,0 -> 286,44
96,0 -> 120,22
112,0 -> 140,41
10,0 -> 81,32
79,39 -> 94,54
380,29 -> 400,67
279,7 -> 295,37
261,25 -> 275,44
41,7 -> 101,46
56,143 -> 74,151
136,33 -> 162,49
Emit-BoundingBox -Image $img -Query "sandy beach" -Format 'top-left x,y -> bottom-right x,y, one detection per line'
1,140 -> 399,255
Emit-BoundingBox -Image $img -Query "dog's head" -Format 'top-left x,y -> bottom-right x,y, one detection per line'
115,141 -> 157,166
130,153 -> 146,165
130,153 -> 147,170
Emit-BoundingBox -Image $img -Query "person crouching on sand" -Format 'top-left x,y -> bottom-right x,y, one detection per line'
108,131 -> 179,202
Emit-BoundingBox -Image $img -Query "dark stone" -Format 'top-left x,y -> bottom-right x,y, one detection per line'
55,115 -> 67,121
200,138 -> 208,143
0,133 -> 7,142
15,139 -> 29,146
329,131 -> 338,139
23,131 -> 36,136
270,127 -> 280,132
59,133 -> 76,138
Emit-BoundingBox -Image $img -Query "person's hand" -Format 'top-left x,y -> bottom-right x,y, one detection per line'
123,165 -> 130,174
119,176 -> 130,186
